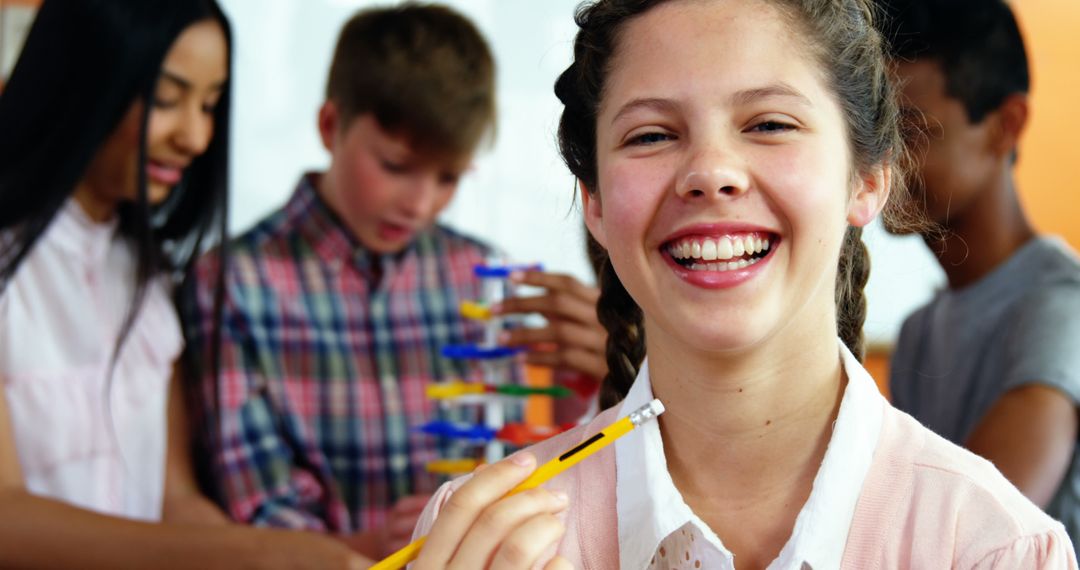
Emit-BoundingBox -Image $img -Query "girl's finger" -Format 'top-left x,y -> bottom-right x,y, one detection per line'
446,488 -> 568,570
487,512 -> 567,570
414,453 -> 537,569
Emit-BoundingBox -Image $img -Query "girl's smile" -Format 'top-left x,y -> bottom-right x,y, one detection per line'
661,226 -> 780,289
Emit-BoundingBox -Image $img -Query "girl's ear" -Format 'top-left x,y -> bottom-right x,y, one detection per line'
847,163 -> 891,227
581,180 -> 608,248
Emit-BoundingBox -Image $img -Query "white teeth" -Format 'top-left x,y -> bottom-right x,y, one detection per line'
717,237 -> 734,260
701,240 -> 717,261
683,251 -> 767,273
670,234 -> 774,264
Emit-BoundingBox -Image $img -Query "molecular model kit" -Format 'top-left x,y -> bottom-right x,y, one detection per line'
416,263 -> 587,474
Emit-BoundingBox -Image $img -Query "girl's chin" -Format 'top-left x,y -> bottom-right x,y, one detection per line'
146,183 -> 174,205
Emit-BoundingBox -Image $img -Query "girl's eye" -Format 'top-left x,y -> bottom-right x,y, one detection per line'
152,98 -> 179,110
628,131 -> 673,146
748,120 -> 796,134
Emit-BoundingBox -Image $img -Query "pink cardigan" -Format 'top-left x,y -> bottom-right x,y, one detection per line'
414,404 -> 1076,568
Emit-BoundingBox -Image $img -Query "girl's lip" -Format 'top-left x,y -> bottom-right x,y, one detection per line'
661,236 -> 779,290
661,222 -> 778,244
146,160 -> 184,185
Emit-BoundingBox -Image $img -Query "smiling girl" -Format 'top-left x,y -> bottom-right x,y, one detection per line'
408,0 -> 1076,568
0,0 -> 365,567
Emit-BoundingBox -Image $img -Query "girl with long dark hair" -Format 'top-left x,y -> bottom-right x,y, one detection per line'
0,1 -> 366,566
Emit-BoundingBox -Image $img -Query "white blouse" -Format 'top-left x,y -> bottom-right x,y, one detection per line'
0,200 -> 181,521
615,341 -> 885,570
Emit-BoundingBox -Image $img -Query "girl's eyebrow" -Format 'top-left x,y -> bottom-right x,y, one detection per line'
609,82 -> 813,126
610,97 -> 680,126
160,70 -> 227,92
730,82 -> 813,108
160,70 -> 192,90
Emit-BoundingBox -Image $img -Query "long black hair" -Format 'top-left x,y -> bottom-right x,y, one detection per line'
0,0 -> 232,335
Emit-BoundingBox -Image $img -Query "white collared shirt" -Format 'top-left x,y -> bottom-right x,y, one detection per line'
0,200 -> 181,520
616,340 -> 885,570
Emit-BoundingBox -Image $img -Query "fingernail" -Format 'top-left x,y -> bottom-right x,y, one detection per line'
509,270 -> 524,282
510,452 -> 535,468
490,302 -> 503,315
553,491 -> 569,505
497,331 -> 510,344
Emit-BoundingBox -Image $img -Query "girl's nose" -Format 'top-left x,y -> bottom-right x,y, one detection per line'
675,142 -> 750,200
173,106 -> 214,156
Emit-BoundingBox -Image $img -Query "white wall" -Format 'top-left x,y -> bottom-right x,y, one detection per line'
218,0 -> 945,347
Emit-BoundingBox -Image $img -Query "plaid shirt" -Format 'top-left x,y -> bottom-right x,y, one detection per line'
182,174 -> 515,532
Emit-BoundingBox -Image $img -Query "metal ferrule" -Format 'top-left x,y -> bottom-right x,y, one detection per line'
629,398 -> 665,426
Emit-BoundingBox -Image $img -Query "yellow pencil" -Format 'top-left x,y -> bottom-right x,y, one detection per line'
370,398 -> 665,570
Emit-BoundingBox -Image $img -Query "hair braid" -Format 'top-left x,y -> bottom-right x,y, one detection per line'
835,226 -> 871,361
588,233 -> 645,408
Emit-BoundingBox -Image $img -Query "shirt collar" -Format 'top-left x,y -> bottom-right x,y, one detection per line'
615,339 -> 885,570
288,173 -> 419,286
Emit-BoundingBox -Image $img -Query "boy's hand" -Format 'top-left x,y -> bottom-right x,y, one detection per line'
414,453 -> 572,570
384,494 -> 432,554
337,494 -> 431,559
494,270 -> 607,382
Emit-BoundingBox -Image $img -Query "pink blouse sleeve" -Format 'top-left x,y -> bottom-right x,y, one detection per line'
969,527 -> 1078,569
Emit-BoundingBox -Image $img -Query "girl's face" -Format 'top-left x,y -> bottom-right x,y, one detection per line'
80,19 -> 228,216
584,0 -> 886,356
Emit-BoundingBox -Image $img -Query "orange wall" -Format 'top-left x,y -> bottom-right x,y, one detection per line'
1012,2 -> 1080,251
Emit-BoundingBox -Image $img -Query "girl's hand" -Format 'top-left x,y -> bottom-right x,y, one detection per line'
413,453 -> 573,570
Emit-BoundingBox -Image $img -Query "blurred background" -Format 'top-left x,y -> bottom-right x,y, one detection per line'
2,0 -> 1078,385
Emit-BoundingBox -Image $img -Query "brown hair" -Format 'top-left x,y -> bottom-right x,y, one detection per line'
557,0 -> 924,408
325,3 -> 496,159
